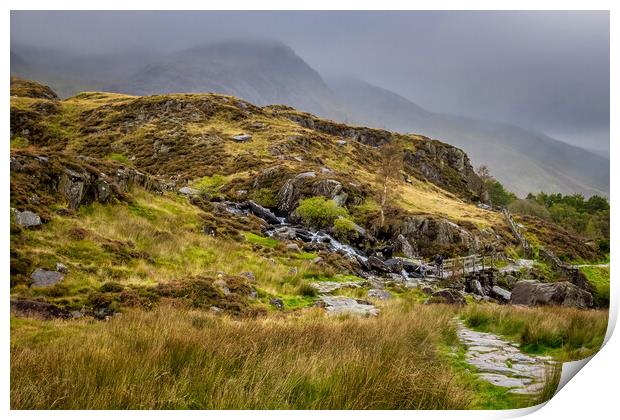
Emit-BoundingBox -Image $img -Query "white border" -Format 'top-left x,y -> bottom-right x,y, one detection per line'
3,2 -> 617,419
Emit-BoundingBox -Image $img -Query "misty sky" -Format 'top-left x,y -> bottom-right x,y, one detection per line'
11,10 -> 610,151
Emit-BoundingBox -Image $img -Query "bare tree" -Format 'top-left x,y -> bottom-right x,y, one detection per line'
376,141 -> 403,227
475,164 -> 493,182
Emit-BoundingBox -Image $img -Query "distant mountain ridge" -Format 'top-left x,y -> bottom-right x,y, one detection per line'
10,40 -> 609,197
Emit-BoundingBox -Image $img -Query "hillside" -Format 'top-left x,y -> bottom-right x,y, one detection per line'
11,41 -> 609,197
10,78 -> 608,409
328,77 -> 610,197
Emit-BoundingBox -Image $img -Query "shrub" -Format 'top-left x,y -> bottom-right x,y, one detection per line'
332,217 -> 359,241
295,197 -> 348,228
485,180 -> 517,207
252,188 -> 278,208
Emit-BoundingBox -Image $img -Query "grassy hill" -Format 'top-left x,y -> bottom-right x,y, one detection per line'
10,78 -> 608,409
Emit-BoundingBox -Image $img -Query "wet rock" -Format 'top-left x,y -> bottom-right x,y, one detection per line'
10,300 -> 70,320
510,280 -> 593,308
247,200 -> 280,225
272,226 -> 297,241
367,256 -> 391,273
13,209 -> 42,228
30,268 -> 64,287
383,258 -> 404,274
430,289 -> 466,305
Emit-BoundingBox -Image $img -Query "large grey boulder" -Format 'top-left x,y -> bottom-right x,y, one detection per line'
510,280 -> 593,308
490,286 -> 512,302
367,256 -> 391,273
316,296 -> 379,317
393,234 -> 415,258
178,186 -> 199,196
30,269 -> 64,287
13,209 -> 41,228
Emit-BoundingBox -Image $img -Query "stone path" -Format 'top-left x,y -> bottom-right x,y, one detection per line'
456,321 -> 553,394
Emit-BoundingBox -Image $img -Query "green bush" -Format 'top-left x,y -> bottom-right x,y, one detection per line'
332,217 -> 359,241
252,188 -> 277,208
485,180 -> 517,207
295,197 -> 348,228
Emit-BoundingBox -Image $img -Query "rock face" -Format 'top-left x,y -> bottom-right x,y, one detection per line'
276,171 -> 316,213
403,140 -> 484,201
30,269 -> 64,287
393,234 -> 415,258
13,209 -> 42,228
510,280 -> 593,308
391,215 -> 474,257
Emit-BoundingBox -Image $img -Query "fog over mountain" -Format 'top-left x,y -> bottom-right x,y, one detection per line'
10,11 -> 609,197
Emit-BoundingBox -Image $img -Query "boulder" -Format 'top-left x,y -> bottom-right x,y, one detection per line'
178,186 -> 199,196
367,256 -> 391,273
383,258 -> 405,274
272,226 -> 297,241
247,200 -> 280,225
13,209 -> 41,228
30,269 -> 64,287
489,286 -> 512,302
510,280 -> 593,308
231,134 -> 252,142
430,289 -> 467,305
393,234 -> 415,258
276,171 -> 316,213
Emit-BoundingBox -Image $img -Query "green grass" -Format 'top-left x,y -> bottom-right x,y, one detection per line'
107,152 -> 131,165
580,265 -> 610,307
243,232 -> 279,248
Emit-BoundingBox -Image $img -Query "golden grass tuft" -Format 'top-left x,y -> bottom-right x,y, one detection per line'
11,303 -> 472,409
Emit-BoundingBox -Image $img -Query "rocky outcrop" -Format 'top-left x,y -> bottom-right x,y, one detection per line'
316,295 -> 380,316
391,215 -> 474,257
510,280 -> 593,309
404,139 -> 485,201
10,152 -> 162,215
11,77 -> 59,101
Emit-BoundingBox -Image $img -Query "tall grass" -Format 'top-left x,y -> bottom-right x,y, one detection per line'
461,304 -> 609,361
11,303 -> 472,409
